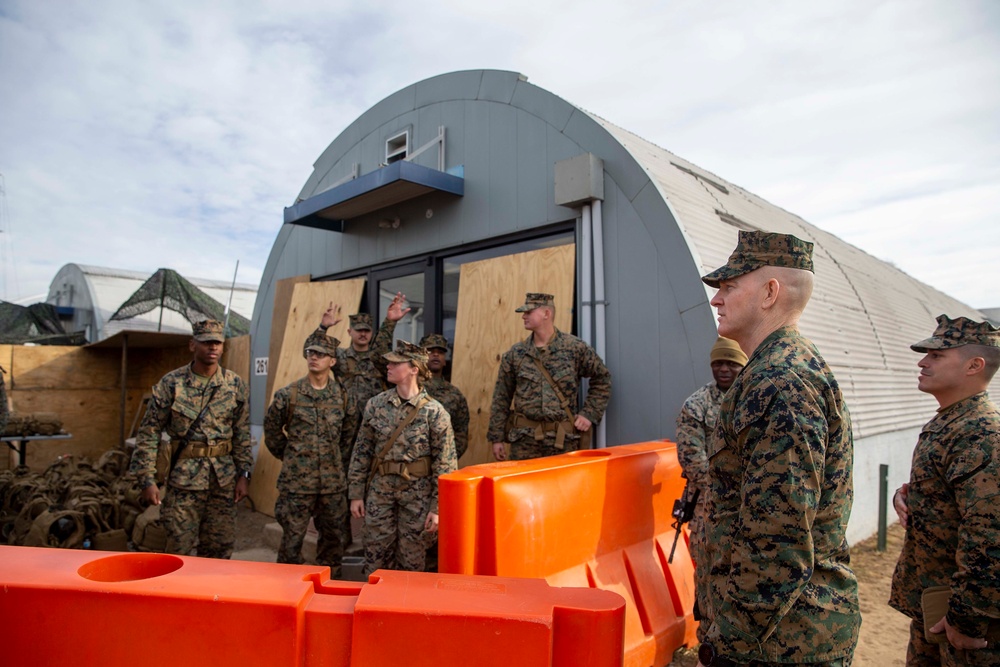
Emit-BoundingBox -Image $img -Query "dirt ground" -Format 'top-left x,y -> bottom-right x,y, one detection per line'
233,503 -> 911,665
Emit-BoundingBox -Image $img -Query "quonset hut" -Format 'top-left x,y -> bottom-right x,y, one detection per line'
251,69 -> 993,542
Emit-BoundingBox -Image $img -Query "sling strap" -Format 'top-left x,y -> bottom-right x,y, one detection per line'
366,395 -> 430,494
528,357 -> 591,450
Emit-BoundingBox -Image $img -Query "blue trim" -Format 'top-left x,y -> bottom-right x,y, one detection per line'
283,161 -> 464,232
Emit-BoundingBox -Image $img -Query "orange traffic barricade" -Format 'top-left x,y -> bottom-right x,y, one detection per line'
0,546 -> 625,666
438,441 -> 697,667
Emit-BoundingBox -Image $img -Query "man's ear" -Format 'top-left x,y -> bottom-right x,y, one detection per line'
966,355 -> 986,376
761,278 -> 781,310
189,339 -> 196,353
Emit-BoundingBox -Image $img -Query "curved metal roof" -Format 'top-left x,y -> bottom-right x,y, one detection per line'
591,116 -> 990,438
46,263 -> 258,341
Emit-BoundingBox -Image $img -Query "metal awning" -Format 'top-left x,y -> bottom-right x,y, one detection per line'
284,161 -> 464,232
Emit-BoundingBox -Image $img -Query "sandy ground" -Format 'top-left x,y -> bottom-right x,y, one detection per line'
233,503 -> 911,665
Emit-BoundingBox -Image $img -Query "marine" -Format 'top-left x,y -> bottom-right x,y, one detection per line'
675,336 -> 747,641
347,340 -> 457,575
419,333 -> 470,459
263,329 -> 349,577
697,231 -> 860,666
129,319 -> 251,559
890,314 -> 1000,666
488,292 -> 611,461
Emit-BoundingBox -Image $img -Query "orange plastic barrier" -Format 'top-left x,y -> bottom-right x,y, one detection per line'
438,441 -> 697,667
0,546 -> 625,666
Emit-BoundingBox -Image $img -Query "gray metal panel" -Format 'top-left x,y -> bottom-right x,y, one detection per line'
459,99 -> 495,241
516,112 -> 549,228
302,123 -> 362,200
354,85 -> 417,144
510,79 -> 575,132
477,70 -> 521,104
487,102 -> 519,234
628,179 -> 706,314
415,70 -> 484,108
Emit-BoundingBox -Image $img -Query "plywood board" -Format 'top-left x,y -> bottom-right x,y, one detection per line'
11,388 -> 124,466
249,278 -> 366,515
266,275 -> 310,401
451,244 -> 575,467
222,334 -> 251,383
12,346 -> 119,390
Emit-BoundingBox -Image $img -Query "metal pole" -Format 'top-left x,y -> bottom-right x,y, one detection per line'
877,463 -> 888,552
119,334 -> 128,449
224,260 -> 239,336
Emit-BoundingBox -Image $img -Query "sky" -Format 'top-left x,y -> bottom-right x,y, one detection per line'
1,0 -> 998,310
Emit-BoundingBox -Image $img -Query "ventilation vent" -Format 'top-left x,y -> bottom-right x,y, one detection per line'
715,209 -> 761,232
671,162 -> 729,194
386,130 -> 409,164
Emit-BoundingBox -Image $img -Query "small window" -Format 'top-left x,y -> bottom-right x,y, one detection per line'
386,130 -> 409,164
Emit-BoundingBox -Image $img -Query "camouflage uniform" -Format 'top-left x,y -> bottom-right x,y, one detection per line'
325,314 -> 396,470
675,380 -> 724,637
701,232 -> 859,665
423,376 -> 470,459
889,315 -> 1000,667
704,328 -> 860,664
0,365 -> 8,436
130,358 -> 251,559
263,330 -> 350,577
348,344 -> 457,574
487,328 -> 611,461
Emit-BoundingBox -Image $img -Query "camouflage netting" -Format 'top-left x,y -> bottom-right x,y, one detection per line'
0,301 -> 84,345
0,451 -> 154,551
110,268 -> 250,336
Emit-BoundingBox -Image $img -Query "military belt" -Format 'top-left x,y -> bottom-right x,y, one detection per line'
174,439 -> 233,459
376,456 -> 431,481
512,415 -> 575,449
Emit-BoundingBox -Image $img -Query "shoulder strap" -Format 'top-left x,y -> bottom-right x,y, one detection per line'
286,384 -> 299,427
367,395 -> 431,491
170,384 -> 219,469
530,357 -> 576,423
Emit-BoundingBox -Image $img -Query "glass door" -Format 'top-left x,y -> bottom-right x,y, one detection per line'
371,261 -> 431,348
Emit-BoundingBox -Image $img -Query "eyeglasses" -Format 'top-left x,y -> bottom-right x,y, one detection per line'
305,350 -> 330,359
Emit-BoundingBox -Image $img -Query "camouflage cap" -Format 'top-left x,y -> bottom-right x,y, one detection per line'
419,333 -> 450,351
192,319 -> 225,343
304,331 -> 340,356
349,313 -> 373,331
910,314 -> 1000,353
515,292 -> 555,313
383,339 -> 429,364
702,231 -> 814,288
710,336 -> 748,366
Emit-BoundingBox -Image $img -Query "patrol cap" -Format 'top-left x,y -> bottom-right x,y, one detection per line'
192,319 -> 225,343
910,314 -> 1000,353
702,231 -> 814,288
304,331 -> 340,356
515,292 -> 555,313
710,337 -> 748,366
419,333 -> 450,351
383,339 -> 429,364
349,313 -> 373,331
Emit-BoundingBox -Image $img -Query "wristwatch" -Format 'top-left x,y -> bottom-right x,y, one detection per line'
698,642 -> 740,667
239,470 -> 251,480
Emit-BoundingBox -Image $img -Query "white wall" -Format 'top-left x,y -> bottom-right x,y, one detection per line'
847,427 -> 920,545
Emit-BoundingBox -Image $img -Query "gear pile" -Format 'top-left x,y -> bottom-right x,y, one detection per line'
0,450 -> 163,551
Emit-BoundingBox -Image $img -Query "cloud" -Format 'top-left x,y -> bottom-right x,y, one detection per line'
0,0 -> 997,309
